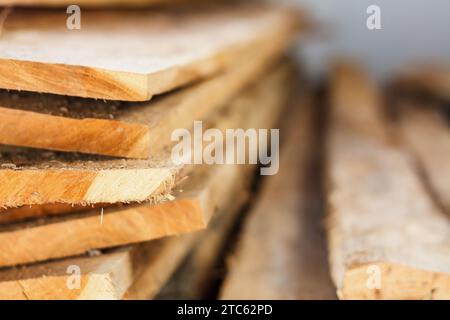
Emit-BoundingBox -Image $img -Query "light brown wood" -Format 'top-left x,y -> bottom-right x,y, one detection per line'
0,163 -> 254,299
0,4 -> 303,100
154,186 -> 249,300
0,148 -> 181,208
0,0 -> 191,7
0,34 -> 289,158
220,96 -> 336,300
326,61 -> 450,300
0,61 -> 290,297
0,61 -> 290,211
0,64 -> 291,268
397,104 -> 450,214
124,165 -> 254,300
396,64 -> 450,101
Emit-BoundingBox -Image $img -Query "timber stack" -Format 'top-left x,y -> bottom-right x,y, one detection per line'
0,0 -> 448,301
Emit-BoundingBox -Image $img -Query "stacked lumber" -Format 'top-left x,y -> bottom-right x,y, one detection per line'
325,62 -> 450,300
219,95 -> 336,300
0,1 -> 305,300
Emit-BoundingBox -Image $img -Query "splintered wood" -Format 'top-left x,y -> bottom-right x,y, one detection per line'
0,62 -> 290,209
0,162 -> 254,299
0,64 -> 290,268
0,40 -> 288,158
0,4 -> 302,100
326,62 -> 450,300
220,97 -> 336,300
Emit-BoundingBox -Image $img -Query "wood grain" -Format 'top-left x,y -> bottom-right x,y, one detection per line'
0,4 -> 303,100
220,96 -> 336,300
0,63 -> 291,268
0,0 -> 191,7
0,31 -> 290,158
398,104 -> 450,215
0,61 -> 290,297
326,61 -> 450,300
0,162 -> 254,299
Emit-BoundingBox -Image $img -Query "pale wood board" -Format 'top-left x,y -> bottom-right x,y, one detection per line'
0,31 -> 290,158
0,63 -> 292,268
326,61 -> 450,300
0,163 -> 254,299
0,61 -> 290,210
397,103 -> 450,215
219,96 -> 336,300
0,147 -> 181,208
0,4 -> 303,100
125,165 -> 254,300
0,61 -> 290,297
0,0 -> 190,7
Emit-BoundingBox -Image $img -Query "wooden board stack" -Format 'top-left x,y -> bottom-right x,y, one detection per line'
325,62 -> 450,300
0,1 -> 305,299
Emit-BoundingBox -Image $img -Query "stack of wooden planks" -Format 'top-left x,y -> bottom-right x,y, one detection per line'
0,1 -> 306,299
324,62 -> 450,300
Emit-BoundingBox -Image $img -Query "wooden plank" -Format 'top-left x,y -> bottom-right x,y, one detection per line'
0,147 -> 181,208
0,0 -> 189,7
0,61 -> 290,210
397,102 -> 450,214
0,4 -> 303,100
0,35 -> 288,158
0,64 -> 291,268
0,163 -> 255,299
124,165 -> 254,300
326,61 -> 450,300
0,59 -> 289,297
153,189 -> 248,300
219,96 -> 336,300
395,64 -> 450,102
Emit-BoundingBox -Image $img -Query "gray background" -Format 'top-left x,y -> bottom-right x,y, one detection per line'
285,0 -> 450,79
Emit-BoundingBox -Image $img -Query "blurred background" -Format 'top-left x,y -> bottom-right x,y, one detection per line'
285,0 -> 450,79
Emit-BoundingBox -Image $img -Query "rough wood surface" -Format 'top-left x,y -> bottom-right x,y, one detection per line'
0,61 -> 290,209
397,103 -> 450,215
326,62 -> 450,300
0,0 -> 189,7
0,64 -> 291,268
0,61 -> 289,297
220,96 -> 336,300
0,148 -> 181,208
0,35 -> 288,158
0,163 -> 254,299
0,4 -> 303,100
124,165 -> 254,300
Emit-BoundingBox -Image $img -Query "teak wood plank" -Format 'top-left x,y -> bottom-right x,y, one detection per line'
0,4 -> 303,100
220,96 -> 336,300
398,103 -> 450,215
326,62 -> 450,300
0,64 -> 291,268
0,34 -> 289,158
